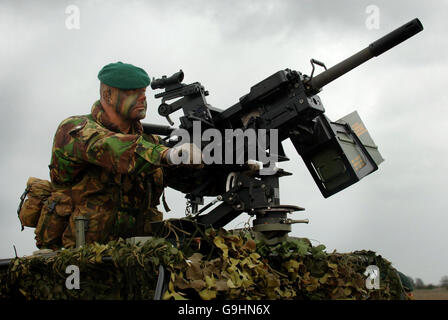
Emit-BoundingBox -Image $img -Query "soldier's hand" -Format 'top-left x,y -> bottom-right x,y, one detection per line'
163,143 -> 204,168
244,159 -> 262,175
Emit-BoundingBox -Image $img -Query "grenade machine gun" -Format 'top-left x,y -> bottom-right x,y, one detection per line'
143,19 -> 423,244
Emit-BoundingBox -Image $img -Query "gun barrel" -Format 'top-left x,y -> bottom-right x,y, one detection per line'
142,123 -> 175,136
309,18 -> 423,91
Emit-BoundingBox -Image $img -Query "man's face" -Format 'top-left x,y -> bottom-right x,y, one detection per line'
108,87 -> 148,120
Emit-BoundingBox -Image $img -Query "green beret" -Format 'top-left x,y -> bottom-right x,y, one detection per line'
98,62 -> 150,90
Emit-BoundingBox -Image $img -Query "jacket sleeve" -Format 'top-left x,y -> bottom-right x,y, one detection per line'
54,117 -> 169,175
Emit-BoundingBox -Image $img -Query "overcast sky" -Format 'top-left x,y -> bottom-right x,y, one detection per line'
1,0 -> 446,285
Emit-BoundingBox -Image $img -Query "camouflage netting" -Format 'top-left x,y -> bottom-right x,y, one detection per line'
0,228 -> 408,300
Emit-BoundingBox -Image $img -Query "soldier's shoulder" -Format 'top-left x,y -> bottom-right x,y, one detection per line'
58,114 -> 90,128
57,114 -> 101,133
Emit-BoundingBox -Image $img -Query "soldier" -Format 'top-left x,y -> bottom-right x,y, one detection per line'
36,62 -> 201,249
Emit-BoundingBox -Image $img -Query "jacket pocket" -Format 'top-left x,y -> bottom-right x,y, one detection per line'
34,192 -> 73,249
18,177 -> 53,229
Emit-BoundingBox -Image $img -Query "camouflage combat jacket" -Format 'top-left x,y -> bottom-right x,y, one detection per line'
46,101 -> 169,248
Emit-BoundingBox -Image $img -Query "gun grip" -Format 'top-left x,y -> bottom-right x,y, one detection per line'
165,115 -> 174,126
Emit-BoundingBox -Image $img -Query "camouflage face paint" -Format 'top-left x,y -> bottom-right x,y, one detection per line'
109,88 -> 147,120
130,99 -> 147,120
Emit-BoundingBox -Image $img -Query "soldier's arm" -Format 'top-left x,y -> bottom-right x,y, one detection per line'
54,117 -> 170,174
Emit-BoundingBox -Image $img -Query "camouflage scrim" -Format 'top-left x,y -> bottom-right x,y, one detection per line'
0,232 -> 410,300
46,101 -> 169,248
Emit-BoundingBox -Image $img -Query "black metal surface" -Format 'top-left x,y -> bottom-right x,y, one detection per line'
0,258 -> 12,268
196,202 -> 243,229
151,70 -> 184,90
142,123 -> 175,136
309,48 -> 372,93
195,172 -> 296,229
369,18 -> 423,57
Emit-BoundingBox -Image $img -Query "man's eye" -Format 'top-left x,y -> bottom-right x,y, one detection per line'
123,89 -> 144,95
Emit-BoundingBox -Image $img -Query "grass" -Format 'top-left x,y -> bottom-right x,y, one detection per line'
412,287 -> 448,300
